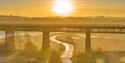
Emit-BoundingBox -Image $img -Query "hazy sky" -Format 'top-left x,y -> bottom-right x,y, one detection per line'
0,0 -> 125,17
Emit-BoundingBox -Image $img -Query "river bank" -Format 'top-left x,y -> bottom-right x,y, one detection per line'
50,35 -> 74,63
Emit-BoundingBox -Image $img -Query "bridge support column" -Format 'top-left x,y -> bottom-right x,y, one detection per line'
4,30 -> 15,52
40,30 -> 50,63
85,29 -> 91,53
84,29 -> 94,63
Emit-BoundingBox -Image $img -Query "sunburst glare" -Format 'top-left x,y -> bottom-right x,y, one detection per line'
53,0 -> 74,16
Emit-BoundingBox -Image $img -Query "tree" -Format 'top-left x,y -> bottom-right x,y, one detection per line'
21,33 -> 38,58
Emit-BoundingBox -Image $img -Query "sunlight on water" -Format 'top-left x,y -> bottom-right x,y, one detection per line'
96,58 -> 104,63
120,56 -> 125,62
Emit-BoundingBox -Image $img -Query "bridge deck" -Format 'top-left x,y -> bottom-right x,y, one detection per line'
0,20 -> 125,33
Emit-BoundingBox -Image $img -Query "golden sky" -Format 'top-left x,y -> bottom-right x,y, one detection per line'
0,0 -> 125,17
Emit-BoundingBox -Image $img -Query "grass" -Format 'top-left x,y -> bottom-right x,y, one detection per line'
0,32 -> 65,63
1,32 -> 125,63
55,32 -> 125,63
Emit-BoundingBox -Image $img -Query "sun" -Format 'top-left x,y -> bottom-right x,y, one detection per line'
53,0 -> 74,16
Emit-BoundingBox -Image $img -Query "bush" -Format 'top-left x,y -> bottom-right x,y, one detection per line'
49,50 -> 63,63
20,42 -> 38,58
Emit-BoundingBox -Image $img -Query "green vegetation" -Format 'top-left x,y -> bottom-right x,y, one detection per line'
0,32 -> 65,63
56,33 -> 125,63
19,42 -> 39,58
0,32 -> 125,63
49,50 -> 63,63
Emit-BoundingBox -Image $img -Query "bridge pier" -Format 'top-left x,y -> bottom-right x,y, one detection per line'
4,30 -> 15,51
40,30 -> 50,63
84,29 -> 95,63
85,29 -> 91,53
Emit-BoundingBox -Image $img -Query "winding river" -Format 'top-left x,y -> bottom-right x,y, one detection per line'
50,35 -> 74,63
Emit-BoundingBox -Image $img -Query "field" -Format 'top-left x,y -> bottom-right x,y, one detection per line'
56,32 -> 125,63
0,32 -> 125,63
0,32 -> 65,63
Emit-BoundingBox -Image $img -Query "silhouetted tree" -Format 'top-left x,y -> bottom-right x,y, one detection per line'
20,33 -> 38,58
23,42 -> 38,57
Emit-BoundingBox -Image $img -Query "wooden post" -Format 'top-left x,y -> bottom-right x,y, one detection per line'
5,30 -> 15,51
